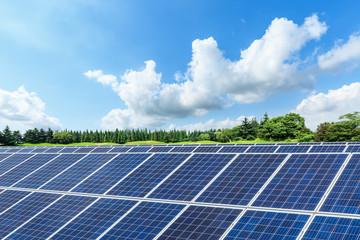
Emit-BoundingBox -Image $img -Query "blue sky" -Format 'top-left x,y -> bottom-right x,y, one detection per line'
1,0 -> 360,132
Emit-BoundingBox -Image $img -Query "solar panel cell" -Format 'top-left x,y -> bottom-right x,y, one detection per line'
246,146 -> 278,153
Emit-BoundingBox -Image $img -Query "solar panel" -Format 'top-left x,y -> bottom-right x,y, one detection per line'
30,148 -> 48,153
252,154 -> 347,210
149,146 -> 173,153
103,202 -> 185,239
218,146 -> 249,153
158,205 -> 241,240
246,146 -> 278,153
0,192 -> 60,238
128,146 -> 151,152
196,154 -> 286,205
346,145 -> 360,153
5,148 -> 20,153
107,154 -> 190,197
14,154 -> 86,189
298,142 -> 321,145
302,216 -> 360,239
224,210 -> 309,240
0,190 -> 31,213
41,154 -> 116,191
0,148 -> 9,153
170,146 -> 196,153
44,147 -> 63,153
320,154 -> 360,214
193,146 -> 221,153
7,195 -> 96,239
51,198 -> 137,239
148,154 -> 235,201
58,147 -> 78,153
108,147 -> 131,153
276,145 -> 310,153
74,147 -> 95,153
0,154 -> 11,161
277,143 -> 299,145
72,153 -> 151,194
0,154 -> 34,176
309,145 -> 346,153
90,147 -> 112,153
17,148 -> 34,153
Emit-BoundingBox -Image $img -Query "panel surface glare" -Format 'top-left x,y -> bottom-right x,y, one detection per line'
196,154 -> 286,205
51,198 -> 136,240
41,154 -> 116,191
14,154 -> 86,189
320,154 -> 360,214
224,210 -> 309,240
103,202 -> 185,240
8,195 -> 95,239
0,154 -> 58,187
107,154 -> 190,197
0,192 -> 60,238
158,206 -> 241,240
72,153 -> 150,194
246,146 -> 278,153
252,154 -> 347,210
302,216 -> 360,239
0,154 -> 33,175
148,154 -> 235,201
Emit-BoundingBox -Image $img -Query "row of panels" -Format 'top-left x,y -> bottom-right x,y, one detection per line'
1,152 -> 360,215
0,189 -> 358,239
1,144 -> 360,154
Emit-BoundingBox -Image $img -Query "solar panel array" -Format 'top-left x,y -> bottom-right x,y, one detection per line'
0,142 -> 359,239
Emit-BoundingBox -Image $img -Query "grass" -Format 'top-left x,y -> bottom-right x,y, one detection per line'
15,138 -> 299,147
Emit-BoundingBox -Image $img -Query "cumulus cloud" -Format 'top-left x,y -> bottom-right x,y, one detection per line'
294,82 -> 360,130
168,116 -> 255,132
0,86 -> 62,131
85,14 -> 328,130
318,33 -> 360,72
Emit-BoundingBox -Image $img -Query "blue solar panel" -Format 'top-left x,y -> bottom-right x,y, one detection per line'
0,154 -> 58,187
246,146 -> 278,153
0,154 -> 11,161
196,154 -> 286,205
109,147 -> 131,153
0,192 -> 60,238
148,154 -> 235,201
107,154 -> 190,197
14,154 -> 86,189
276,145 -> 310,153
346,145 -> 360,153
277,143 -> 299,145
58,147 -> 78,153
103,202 -> 185,239
128,146 -> 151,152
158,206 -> 241,240
309,145 -> 346,153
322,142 -> 347,145
90,147 -> 112,153
72,154 -> 151,194
51,198 -> 136,239
30,148 -> 48,153
17,148 -> 34,153
348,142 -> 360,144
5,148 -> 20,153
149,146 -> 173,153
41,154 -> 116,191
0,154 -> 33,174
0,148 -> 9,153
74,147 -> 95,153
219,146 -> 249,153
170,146 -> 196,153
224,210 -> 309,240
302,216 -> 360,239
44,148 -> 63,153
8,195 -> 96,239
253,154 -> 347,210
320,154 -> 360,214
0,190 -> 31,213
193,146 -> 221,153
298,142 -> 322,145
256,143 -> 276,145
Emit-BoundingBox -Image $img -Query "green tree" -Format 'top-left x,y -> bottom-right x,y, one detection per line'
314,122 -> 332,142
53,131 -> 73,144
2,126 -> 15,146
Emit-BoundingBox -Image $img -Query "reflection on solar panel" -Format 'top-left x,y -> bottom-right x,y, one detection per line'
52,198 -> 136,239
7,195 -> 96,239
194,146 -> 221,153
107,154 -> 190,197
253,154 -> 347,210
148,154 -> 235,201
309,145 -> 346,153
170,146 -> 196,152
128,146 -> 151,152
219,146 -> 249,153
103,202 -> 185,239
14,154 -> 86,189
196,154 -> 286,205
320,154 -> 360,214
246,145 -> 278,153
302,216 -> 360,239
158,206 -> 241,240
346,145 -> 360,152
72,153 -> 150,194
224,210 -> 309,240
276,145 -> 310,153
0,154 -> 34,175
149,146 -> 173,153
41,154 -> 116,191
0,192 -> 60,238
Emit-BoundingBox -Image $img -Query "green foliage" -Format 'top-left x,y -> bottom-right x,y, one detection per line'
53,131 -> 73,144
1,126 -> 16,146
314,122 -> 332,142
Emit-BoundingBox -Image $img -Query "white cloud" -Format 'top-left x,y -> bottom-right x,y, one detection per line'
294,82 -> 360,130
318,33 -> 360,72
0,86 -> 62,131
168,116 -> 255,132
85,14 -> 328,130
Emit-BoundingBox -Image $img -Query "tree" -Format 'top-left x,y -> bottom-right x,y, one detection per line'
339,111 -> 360,127
325,121 -> 357,142
53,131 -> 73,144
2,126 -> 15,146
199,134 -> 210,141
13,130 -> 22,144
314,122 -> 332,142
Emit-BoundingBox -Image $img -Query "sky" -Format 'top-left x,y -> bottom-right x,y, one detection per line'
1,0 -> 360,132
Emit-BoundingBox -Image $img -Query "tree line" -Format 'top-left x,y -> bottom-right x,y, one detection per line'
0,112 -> 359,146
